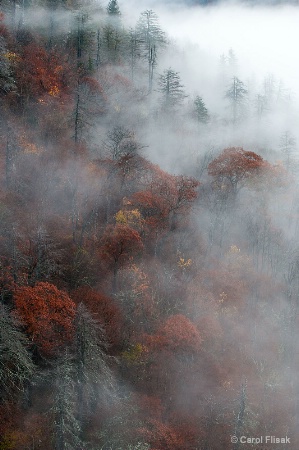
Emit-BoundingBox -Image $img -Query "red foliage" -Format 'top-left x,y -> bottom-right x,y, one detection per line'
80,76 -> 105,94
129,170 -> 199,235
158,314 -> 202,352
145,314 -> 202,353
71,286 -> 123,349
137,394 -> 164,422
13,282 -> 76,356
201,268 -> 248,308
100,224 -> 144,268
130,190 -> 168,227
138,419 -> 186,450
174,175 -> 200,208
208,147 -> 269,191
14,44 -> 73,102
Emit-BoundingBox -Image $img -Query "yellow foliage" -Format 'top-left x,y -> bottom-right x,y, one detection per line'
121,343 -> 146,364
226,245 -> 252,273
48,84 -> 60,97
0,433 -> 17,450
3,52 -> 20,61
222,380 -> 232,391
115,208 -> 143,229
229,245 -> 240,254
177,257 -> 192,269
219,292 -> 228,303
131,264 -> 149,294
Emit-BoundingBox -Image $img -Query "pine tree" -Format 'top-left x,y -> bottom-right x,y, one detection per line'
107,0 -> 121,16
0,304 -> 34,402
74,303 -> 114,436
193,95 -> 209,124
0,36 -> 16,94
157,68 -> 187,110
280,131 -> 297,173
136,10 -> 166,93
225,76 -> 248,124
50,351 -> 85,450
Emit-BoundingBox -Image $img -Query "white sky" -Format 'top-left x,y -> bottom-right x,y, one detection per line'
120,1 -> 299,96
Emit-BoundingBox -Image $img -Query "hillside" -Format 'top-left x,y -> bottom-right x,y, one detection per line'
0,1 -> 299,449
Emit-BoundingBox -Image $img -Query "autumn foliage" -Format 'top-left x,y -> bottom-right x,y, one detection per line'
13,282 -> 76,356
208,146 -> 270,191
0,3 -> 298,449
155,314 -> 202,352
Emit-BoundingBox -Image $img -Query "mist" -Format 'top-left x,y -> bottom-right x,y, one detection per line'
1,0 -> 299,448
114,0 -> 299,174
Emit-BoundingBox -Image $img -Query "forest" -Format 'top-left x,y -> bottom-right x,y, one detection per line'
0,0 -> 299,448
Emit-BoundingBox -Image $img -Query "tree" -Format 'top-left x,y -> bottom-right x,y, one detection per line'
50,351 -> 84,450
23,227 -> 62,285
0,36 -> 15,94
126,27 -> 143,81
0,304 -> 34,402
233,381 -> 248,450
14,282 -> 76,357
157,68 -> 187,111
74,303 -> 114,436
73,75 -> 106,145
225,76 -> 248,123
156,314 -> 202,353
279,131 -> 297,173
71,286 -> 123,348
227,48 -> 238,74
193,95 -> 209,124
100,224 -> 144,292
107,0 -> 121,16
208,147 -> 268,193
104,126 -> 138,160
136,10 -> 166,93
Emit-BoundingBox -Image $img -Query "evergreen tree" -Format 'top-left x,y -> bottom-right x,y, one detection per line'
136,10 -> 166,93
50,351 -> 85,450
0,304 -> 34,402
225,76 -> 248,124
280,131 -> 297,173
107,0 -> 120,16
157,68 -> 187,110
193,95 -> 209,123
126,27 -> 143,81
74,303 -> 114,436
0,36 -> 15,94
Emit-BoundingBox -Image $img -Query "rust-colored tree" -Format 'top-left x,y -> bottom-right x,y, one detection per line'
13,282 -> 76,357
208,147 -> 269,192
14,43 -> 73,104
156,314 -> 202,352
71,286 -> 123,350
100,224 -> 143,292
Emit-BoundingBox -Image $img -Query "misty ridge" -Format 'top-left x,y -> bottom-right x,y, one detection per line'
1,0 -> 299,449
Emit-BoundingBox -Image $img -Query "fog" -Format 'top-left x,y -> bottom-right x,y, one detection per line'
115,0 -> 299,174
2,0 -> 299,447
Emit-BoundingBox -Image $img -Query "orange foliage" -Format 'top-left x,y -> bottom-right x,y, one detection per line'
14,282 -> 75,356
15,44 -> 73,102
